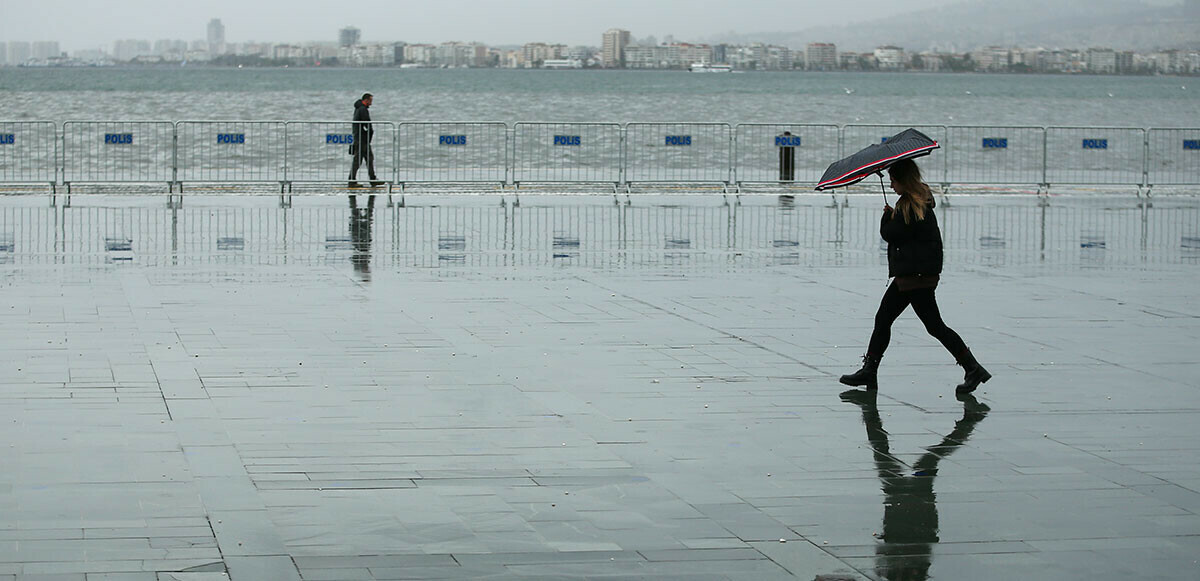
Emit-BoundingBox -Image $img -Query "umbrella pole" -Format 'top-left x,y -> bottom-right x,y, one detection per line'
878,173 -> 887,204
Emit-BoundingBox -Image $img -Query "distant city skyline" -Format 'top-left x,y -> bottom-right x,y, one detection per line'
1,0 -> 974,51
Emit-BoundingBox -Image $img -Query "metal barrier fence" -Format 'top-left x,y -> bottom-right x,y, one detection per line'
396,122 -> 508,184
62,121 -> 175,184
4,121 -> 1199,191
734,124 -> 840,185
176,121 -> 286,184
0,121 -> 57,184
1147,128 -> 1200,186
624,123 -> 732,183
1045,127 -> 1146,186
285,121 -> 396,183
945,126 -> 1046,185
512,123 -> 623,185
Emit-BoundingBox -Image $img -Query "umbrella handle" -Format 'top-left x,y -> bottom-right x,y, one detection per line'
878,173 -> 888,204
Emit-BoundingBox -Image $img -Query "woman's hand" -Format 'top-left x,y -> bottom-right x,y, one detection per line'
883,204 -> 894,215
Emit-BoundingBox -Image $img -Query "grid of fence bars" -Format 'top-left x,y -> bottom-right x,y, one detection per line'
0,121 -> 57,185
2,121 -> 1198,189
734,124 -> 840,185
1044,127 -> 1147,186
1146,128 -> 1200,187
944,126 -> 1047,186
396,122 -> 509,184
624,123 -> 733,184
512,123 -> 623,186
176,121 -> 287,184
62,121 -> 175,185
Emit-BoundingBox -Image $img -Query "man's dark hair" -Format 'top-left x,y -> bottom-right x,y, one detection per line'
362,93 -> 373,100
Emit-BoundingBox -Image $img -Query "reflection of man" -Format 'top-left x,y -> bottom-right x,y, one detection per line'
349,194 -> 375,281
348,93 -> 381,188
840,389 -> 989,581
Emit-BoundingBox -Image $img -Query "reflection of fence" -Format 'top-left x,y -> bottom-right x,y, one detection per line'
3,198 -> 1198,267
0,121 -> 57,185
4,121 -> 1199,191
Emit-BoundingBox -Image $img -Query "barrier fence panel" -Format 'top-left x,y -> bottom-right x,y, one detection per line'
1147,128 -> 1200,186
0,121 -> 57,184
734,124 -> 840,185
285,121 -> 396,183
945,126 -> 1046,186
841,125 -> 948,183
62,121 -> 175,184
512,123 -> 622,185
624,123 -> 731,183
1045,127 -> 1145,186
396,122 -> 508,184
176,121 -> 286,184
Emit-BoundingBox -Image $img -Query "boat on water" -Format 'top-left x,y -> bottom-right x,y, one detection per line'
689,63 -> 733,73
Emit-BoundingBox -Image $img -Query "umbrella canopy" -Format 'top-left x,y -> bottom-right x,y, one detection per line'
815,128 -> 940,191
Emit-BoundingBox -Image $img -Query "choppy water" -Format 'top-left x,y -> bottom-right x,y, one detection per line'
1,68 -> 1197,127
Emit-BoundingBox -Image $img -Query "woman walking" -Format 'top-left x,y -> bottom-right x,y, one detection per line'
840,159 -> 991,394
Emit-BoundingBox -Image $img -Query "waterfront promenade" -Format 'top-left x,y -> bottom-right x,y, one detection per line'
1,193 -> 1198,580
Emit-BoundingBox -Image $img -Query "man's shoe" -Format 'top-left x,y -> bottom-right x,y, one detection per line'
370,180 -> 385,187
348,182 -> 363,188
839,354 -> 881,391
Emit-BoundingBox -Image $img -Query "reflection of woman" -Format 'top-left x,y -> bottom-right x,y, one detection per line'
840,160 -> 991,394
841,389 -> 989,581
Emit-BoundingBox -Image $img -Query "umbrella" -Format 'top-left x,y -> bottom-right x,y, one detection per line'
815,128 -> 940,197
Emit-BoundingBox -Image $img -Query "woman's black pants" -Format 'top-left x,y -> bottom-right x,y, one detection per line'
867,281 -> 968,359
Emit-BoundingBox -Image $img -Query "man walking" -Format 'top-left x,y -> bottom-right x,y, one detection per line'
348,93 -> 381,187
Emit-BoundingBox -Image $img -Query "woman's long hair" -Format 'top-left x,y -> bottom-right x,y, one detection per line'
889,159 -> 933,224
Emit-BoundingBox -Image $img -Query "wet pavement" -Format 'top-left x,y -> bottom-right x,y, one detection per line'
1,192 -> 1198,580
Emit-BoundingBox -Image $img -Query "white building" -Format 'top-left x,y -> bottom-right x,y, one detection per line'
207,19 -> 225,55
31,41 -> 60,62
806,43 -> 837,71
601,28 -> 631,68
1087,48 -> 1117,74
873,46 -> 907,70
7,41 -> 31,66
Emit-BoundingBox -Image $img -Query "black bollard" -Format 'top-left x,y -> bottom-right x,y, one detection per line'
777,131 -> 797,182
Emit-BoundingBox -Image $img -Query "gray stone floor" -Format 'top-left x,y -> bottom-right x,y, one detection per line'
1,192 -> 1198,580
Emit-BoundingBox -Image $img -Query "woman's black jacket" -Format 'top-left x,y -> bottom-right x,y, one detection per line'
880,200 -> 943,278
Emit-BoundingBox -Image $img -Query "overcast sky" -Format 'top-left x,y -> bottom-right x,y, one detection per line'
1,0 -> 971,51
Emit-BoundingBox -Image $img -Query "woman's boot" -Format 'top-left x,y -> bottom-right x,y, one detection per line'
955,349 -> 991,394
840,354 -> 881,391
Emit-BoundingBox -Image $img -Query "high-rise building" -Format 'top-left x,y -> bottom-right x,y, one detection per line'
806,43 -> 837,71
601,28 -> 631,68
339,27 -> 361,48
31,41 -> 60,62
113,39 -> 152,62
7,41 -> 31,66
207,19 -> 225,54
